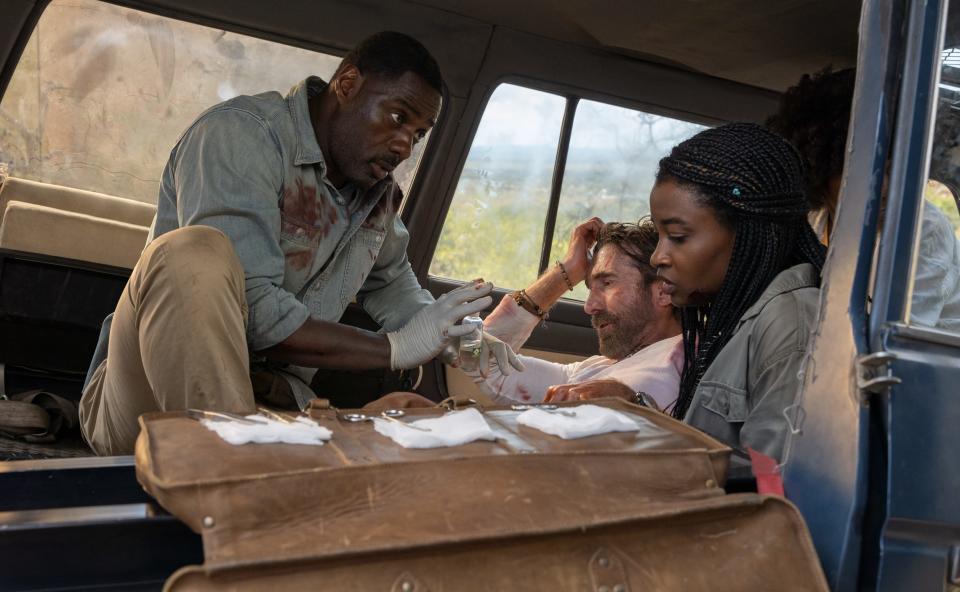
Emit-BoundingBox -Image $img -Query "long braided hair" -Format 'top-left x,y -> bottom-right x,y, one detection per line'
658,123 -> 827,420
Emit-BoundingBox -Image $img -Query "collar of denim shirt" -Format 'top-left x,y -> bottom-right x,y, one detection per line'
287,76 -> 330,173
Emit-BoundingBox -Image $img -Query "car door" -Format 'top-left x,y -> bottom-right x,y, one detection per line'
783,0 -> 960,589
868,0 -> 960,588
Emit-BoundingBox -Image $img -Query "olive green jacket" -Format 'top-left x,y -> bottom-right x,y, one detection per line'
684,263 -> 820,476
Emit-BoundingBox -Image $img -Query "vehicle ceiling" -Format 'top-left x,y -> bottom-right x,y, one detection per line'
407,0 -> 862,91
122,0 -> 862,93
2,0 -> 862,102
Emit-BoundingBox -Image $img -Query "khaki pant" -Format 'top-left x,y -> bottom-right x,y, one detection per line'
79,226 -> 255,456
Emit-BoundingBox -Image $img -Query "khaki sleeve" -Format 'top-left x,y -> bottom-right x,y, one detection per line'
740,348 -> 805,462
740,289 -> 817,462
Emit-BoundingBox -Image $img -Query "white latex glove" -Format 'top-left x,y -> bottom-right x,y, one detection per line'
477,332 -> 526,378
438,341 -> 460,366
387,282 -> 494,370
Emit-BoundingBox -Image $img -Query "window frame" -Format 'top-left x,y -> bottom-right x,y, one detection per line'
869,0 -> 950,344
426,74 -> 720,296
901,0 -> 960,332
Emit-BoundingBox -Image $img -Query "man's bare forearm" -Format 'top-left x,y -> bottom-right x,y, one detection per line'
522,217 -> 598,314
525,263 -> 575,313
256,318 -> 392,369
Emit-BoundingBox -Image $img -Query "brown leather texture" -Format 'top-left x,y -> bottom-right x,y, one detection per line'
138,400 -> 727,564
135,399 -> 825,590
165,494 -> 828,591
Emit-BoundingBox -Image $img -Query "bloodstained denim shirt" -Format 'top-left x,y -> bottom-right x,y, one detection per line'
149,77 -> 433,351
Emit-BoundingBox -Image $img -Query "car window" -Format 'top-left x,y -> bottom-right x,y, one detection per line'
430,83 -> 566,289
0,0 -> 429,204
907,3 -> 960,333
550,100 -> 705,301
430,83 -> 706,299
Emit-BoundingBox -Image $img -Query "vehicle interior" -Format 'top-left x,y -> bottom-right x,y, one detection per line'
0,0 -> 862,461
11,0 -> 960,590
9,0 -> 960,589
9,0 -> 960,590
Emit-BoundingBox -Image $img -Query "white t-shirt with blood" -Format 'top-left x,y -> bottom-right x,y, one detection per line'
468,295 -> 683,410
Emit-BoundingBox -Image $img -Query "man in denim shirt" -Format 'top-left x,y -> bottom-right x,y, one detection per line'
79,32 -> 520,455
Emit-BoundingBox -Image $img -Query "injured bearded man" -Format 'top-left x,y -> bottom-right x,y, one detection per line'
461,219 -> 683,411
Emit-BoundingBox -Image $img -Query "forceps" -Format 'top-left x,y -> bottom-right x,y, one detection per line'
510,404 -> 577,417
256,406 -> 297,424
340,408 -> 433,432
186,409 -> 263,425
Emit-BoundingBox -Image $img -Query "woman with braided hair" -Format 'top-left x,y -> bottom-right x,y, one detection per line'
650,122 -> 826,476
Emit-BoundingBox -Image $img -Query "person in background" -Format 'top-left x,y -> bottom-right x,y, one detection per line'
768,67 -> 960,331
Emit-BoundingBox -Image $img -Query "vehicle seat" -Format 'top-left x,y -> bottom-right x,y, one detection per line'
0,176 -> 152,403
0,175 -> 154,268
0,176 -> 155,227
0,201 -> 148,268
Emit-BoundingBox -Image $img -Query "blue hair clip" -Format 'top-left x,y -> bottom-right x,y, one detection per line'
732,187 -> 741,196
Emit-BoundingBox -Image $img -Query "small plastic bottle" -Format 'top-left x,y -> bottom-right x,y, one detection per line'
458,315 -> 484,372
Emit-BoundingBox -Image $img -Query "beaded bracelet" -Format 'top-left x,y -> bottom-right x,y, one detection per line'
512,289 -> 547,319
556,260 -> 575,291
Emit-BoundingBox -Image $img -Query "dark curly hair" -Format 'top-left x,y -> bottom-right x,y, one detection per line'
766,67 -> 855,211
336,31 -> 443,93
656,123 -> 826,420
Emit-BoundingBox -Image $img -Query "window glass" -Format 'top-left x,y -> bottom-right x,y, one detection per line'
0,0 -> 430,203
551,100 -> 706,301
430,84 -> 566,289
910,7 -> 960,332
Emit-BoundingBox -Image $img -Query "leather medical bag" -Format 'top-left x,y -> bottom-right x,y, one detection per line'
134,399 -> 827,591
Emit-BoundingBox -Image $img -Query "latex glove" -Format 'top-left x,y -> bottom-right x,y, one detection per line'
438,341 -> 460,366
387,281 -> 493,370
476,332 -> 525,378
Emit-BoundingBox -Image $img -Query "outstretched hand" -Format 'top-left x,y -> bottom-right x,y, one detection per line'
477,332 -> 525,378
448,332 -> 526,377
543,378 -> 634,404
363,391 -> 435,412
387,280 -> 493,370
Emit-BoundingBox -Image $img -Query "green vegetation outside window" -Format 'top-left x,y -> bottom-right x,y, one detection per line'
430,84 -> 566,289
431,83 -> 706,301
